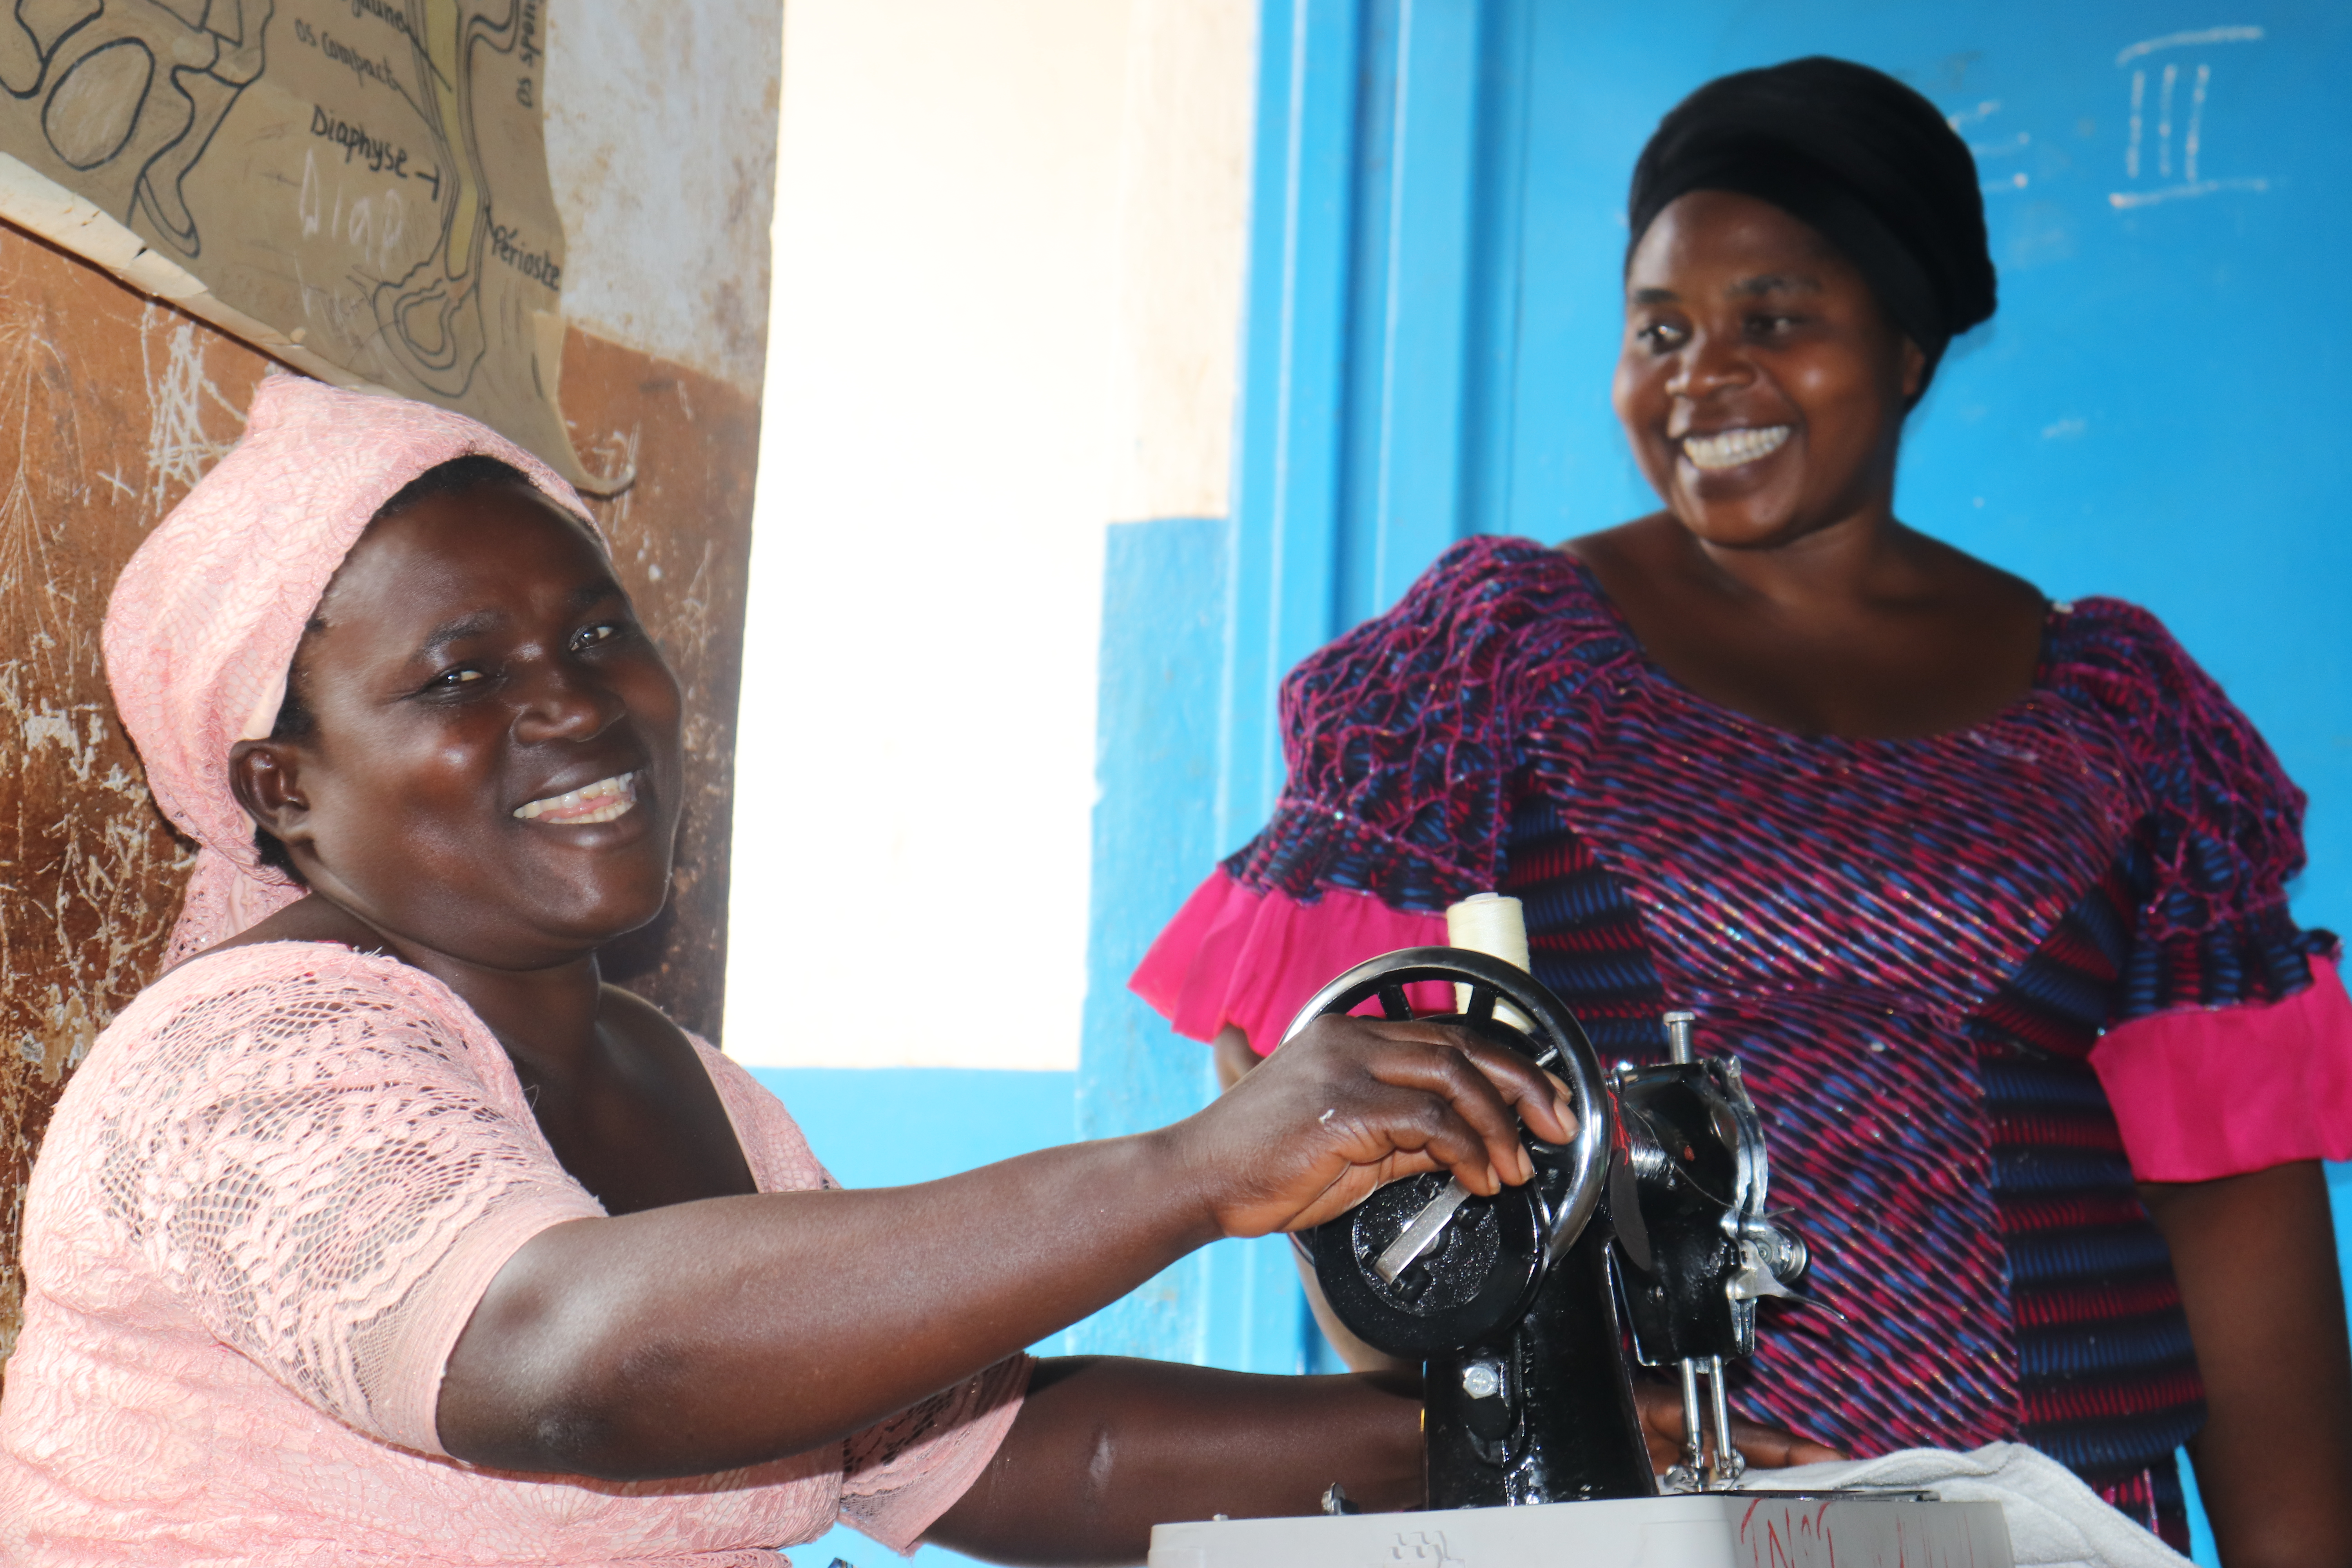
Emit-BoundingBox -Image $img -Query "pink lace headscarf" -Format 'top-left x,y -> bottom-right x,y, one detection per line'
103,372 -> 597,967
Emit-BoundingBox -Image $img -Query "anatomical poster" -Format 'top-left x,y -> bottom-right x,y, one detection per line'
0,0 -> 601,486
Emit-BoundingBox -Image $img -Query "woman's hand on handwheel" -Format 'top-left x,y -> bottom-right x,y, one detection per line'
1170,1014 -> 1578,1240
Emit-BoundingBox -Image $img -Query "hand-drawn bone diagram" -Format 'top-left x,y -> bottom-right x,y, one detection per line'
0,0 -> 272,255
0,0 -> 590,484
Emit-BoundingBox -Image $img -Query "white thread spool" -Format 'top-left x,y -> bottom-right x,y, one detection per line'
1445,891 -> 1536,1033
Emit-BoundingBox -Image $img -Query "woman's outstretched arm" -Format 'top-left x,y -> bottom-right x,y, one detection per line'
922,1352 -> 1856,1567
2143,1160 -> 2352,1568
927,1358 -> 1423,1565
435,1015 -> 1574,1481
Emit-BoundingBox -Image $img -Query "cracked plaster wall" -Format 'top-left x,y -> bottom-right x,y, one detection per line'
546,0 -> 782,396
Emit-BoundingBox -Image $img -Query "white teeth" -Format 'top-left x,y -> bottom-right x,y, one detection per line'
1681,425 -> 1792,471
512,772 -> 639,824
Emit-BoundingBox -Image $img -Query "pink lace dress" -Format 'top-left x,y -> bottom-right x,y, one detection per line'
0,942 -> 1027,1565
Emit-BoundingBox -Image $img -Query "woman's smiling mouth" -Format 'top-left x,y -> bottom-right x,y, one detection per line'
512,771 -> 639,824
1681,425 -> 1792,471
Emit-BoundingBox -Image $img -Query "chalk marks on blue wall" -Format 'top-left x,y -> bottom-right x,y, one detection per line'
2112,24 -> 2269,208
1949,98 -> 2034,195
1939,25 -> 2276,209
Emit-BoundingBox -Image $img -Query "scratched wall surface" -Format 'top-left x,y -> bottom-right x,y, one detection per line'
0,224 -> 755,1385
561,328 -> 755,1039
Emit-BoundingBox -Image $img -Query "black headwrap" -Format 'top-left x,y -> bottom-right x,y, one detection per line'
1626,57 -> 1996,390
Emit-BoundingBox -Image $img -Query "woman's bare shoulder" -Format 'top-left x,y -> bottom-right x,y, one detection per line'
1894,526 -> 2046,617
1557,513 -> 1673,562
1556,514 -> 1685,593
597,981 -> 695,1044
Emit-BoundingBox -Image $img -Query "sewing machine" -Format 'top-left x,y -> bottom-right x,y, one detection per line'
1148,898 -> 2014,1568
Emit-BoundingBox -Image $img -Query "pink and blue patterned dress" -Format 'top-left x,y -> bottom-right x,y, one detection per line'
1135,536 -> 2352,1548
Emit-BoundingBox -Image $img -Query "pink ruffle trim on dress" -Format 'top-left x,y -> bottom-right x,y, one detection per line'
2091,955 -> 2352,1182
1131,868 -> 1450,1053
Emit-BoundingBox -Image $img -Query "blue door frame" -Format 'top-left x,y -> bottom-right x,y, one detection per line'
1222,0 -> 1536,842
1072,0 -> 1542,1376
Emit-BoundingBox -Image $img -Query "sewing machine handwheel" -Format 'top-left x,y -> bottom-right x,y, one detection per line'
1312,1166 -> 1547,1357
1280,947 -> 1613,1358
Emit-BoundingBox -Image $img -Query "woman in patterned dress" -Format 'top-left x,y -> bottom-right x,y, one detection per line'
1135,57 -> 2352,1564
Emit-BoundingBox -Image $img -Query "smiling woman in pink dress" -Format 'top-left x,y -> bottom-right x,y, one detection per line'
0,372 -> 1708,1565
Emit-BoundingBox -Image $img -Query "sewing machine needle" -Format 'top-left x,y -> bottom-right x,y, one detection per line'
1374,1180 -> 1473,1283
1706,1354 -> 1746,1485
1678,1359 -> 1706,1481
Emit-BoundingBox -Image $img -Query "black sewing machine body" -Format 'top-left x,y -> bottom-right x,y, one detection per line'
1151,944 -> 2018,1568
1290,947 -> 1812,1508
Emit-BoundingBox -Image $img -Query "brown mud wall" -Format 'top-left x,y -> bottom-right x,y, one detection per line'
0,223 -> 755,1386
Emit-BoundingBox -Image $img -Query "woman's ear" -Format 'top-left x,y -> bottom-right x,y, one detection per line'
228,738 -> 310,851
1898,337 -> 1928,404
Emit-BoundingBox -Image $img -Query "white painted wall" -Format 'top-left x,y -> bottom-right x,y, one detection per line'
544,0 -> 782,395
724,0 -> 1254,1069
1105,0 -> 1256,526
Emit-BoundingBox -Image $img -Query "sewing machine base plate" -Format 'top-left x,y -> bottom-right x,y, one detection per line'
1147,1491 -> 2013,1568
